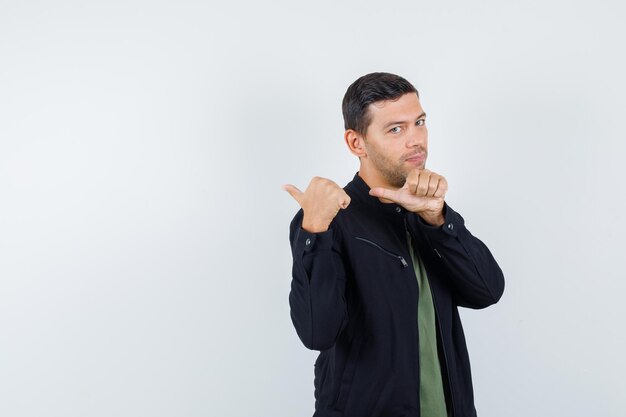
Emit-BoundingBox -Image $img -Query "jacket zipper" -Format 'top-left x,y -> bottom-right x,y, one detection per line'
405,218 -> 457,417
354,237 -> 408,268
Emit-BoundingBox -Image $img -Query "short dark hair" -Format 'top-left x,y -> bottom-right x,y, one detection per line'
342,72 -> 418,135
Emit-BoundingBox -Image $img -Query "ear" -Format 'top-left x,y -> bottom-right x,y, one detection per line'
344,129 -> 367,158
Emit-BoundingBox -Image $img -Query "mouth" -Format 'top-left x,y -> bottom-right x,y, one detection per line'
404,153 -> 425,164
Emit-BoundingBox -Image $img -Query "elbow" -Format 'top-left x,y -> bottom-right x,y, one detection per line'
479,288 -> 504,309
291,311 -> 347,351
474,271 -> 506,309
490,269 -> 506,305
302,336 -> 336,351
303,317 -> 348,351
459,271 -> 505,310
296,326 -> 340,351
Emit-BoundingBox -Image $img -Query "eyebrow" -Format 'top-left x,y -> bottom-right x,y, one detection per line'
382,112 -> 427,129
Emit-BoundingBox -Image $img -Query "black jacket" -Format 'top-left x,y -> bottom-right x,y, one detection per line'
288,173 -> 505,417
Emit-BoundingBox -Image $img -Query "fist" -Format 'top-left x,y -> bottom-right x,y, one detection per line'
403,168 -> 448,199
369,169 -> 448,226
283,176 -> 351,233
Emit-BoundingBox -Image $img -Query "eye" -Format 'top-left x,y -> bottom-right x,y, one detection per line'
416,119 -> 426,126
389,126 -> 402,134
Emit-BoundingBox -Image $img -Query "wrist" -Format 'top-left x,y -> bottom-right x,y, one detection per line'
418,211 -> 445,227
302,216 -> 330,233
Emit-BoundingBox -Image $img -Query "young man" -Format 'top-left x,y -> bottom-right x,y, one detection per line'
284,72 -> 505,417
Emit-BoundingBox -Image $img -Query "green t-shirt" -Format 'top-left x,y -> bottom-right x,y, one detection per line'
406,229 -> 449,417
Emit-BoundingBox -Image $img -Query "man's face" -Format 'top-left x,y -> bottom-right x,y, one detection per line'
361,92 -> 428,188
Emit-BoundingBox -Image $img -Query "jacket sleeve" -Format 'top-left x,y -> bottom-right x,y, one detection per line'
413,203 -> 505,309
288,209 -> 349,351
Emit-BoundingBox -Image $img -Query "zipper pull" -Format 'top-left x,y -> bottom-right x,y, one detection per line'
399,256 -> 408,268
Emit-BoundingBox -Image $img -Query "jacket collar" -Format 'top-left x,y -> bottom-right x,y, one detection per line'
346,172 -> 408,217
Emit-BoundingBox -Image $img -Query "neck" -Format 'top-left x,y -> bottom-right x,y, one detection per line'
358,163 -> 398,204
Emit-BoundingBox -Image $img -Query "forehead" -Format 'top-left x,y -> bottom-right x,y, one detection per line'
367,93 -> 423,126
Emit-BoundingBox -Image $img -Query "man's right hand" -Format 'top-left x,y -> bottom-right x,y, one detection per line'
283,177 -> 351,233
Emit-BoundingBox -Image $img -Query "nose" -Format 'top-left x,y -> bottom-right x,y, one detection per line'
405,125 -> 427,148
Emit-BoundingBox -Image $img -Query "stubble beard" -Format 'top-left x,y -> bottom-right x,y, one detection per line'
367,145 -> 427,189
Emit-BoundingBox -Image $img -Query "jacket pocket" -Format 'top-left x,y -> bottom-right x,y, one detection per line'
354,236 -> 409,268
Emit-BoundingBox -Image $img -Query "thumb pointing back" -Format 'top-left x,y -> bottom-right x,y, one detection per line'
369,187 -> 399,202
282,184 -> 304,204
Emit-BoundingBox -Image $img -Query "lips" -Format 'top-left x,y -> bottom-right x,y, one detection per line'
404,153 -> 425,163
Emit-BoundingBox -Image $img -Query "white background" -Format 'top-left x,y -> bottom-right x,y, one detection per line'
1,1 -> 624,416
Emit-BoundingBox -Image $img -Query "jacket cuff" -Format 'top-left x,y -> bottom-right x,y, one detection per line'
294,226 -> 335,258
415,202 -> 463,240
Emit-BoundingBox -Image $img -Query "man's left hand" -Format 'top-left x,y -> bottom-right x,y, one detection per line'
369,169 -> 448,227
